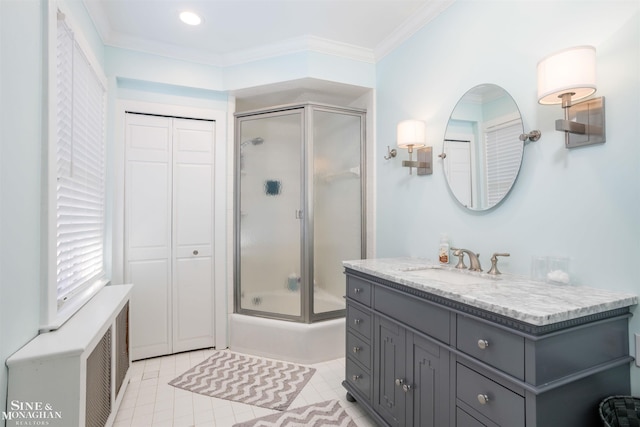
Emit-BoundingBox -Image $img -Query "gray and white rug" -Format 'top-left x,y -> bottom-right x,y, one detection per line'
233,400 -> 357,427
168,351 -> 315,410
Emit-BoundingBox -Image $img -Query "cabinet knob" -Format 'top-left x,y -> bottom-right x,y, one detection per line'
193,250 -> 199,255
352,375 -> 361,381
402,384 -> 413,393
354,318 -> 362,325
352,346 -> 361,353
477,339 -> 489,350
477,394 -> 490,405
354,288 -> 362,294
395,378 -> 404,386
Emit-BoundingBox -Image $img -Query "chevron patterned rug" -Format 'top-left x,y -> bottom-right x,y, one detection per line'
233,400 -> 357,427
168,351 -> 315,410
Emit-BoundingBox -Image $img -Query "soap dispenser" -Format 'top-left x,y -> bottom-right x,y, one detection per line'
439,233 -> 450,264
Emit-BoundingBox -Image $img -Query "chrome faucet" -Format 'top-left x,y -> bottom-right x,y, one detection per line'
451,248 -> 482,272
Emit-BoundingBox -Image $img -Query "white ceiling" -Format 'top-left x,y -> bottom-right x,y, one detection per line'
82,0 -> 455,66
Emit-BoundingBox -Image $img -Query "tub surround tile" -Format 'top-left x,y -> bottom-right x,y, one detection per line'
343,257 -> 638,327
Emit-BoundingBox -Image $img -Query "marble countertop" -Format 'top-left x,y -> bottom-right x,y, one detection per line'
343,258 -> 638,326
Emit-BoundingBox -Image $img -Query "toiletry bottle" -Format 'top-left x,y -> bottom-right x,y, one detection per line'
287,273 -> 300,291
439,233 -> 450,264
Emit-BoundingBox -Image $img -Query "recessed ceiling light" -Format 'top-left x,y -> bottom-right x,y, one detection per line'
179,11 -> 202,26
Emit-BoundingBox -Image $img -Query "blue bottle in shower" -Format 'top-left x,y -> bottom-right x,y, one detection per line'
287,273 -> 300,292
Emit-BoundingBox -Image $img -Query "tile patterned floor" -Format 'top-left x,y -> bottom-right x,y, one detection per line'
113,349 -> 377,427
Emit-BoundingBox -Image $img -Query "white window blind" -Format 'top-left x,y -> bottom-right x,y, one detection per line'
484,120 -> 523,207
56,16 -> 106,311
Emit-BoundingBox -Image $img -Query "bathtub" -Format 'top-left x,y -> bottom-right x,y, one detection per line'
231,288 -> 346,364
230,312 -> 345,364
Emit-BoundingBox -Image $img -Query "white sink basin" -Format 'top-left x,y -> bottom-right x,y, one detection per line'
400,266 -> 498,285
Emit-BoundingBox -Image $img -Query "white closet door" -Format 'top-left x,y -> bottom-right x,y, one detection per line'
125,114 -> 216,360
125,113 -> 172,360
172,118 -> 215,352
445,140 -> 472,208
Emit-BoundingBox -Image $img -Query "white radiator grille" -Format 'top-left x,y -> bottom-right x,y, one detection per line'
86,328 -> 112,427
115,302 -> 130,396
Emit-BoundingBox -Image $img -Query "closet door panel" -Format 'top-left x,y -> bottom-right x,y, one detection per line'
172,118 -> 215,352
173,118 -> 214,164
125,113 -> 172,359
126,161 -> 170,260
173,256 -> 214,352
128,259 -> 171,359
174,164 -> 213,255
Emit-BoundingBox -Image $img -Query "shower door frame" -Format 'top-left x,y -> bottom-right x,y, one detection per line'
234,102 -> 367,324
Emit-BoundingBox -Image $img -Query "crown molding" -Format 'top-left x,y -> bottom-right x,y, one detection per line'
81,0 -> 444,68
105,32 -> 225,66
374,0 -> 456,61
223,35 -> 375,66
101,34 -> 375,68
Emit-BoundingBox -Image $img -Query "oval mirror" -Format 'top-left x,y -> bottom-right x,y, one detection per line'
442,84 -> 524,211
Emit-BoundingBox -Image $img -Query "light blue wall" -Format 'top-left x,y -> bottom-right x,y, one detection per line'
105,47 -> 225,92
376,1 -> 640,393
0,1 -> 44,423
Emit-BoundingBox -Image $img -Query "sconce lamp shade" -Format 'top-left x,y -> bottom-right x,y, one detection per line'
537,46 -> 596,105
397,119 -> 426,148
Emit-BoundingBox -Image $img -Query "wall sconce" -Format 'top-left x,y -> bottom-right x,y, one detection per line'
537,45 -> 605,148
396,119 -> 432,175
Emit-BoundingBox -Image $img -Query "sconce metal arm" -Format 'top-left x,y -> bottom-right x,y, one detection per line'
555,120 -> 586,134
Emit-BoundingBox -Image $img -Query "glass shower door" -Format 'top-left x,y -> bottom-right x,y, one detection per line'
312,108 -> 364,318
236,110 -> 303,319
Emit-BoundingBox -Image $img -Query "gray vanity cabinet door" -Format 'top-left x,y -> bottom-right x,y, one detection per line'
373,316 -> 407,427
408,334 -> 450,427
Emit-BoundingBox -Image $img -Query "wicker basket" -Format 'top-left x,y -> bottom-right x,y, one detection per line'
599,396 -> 640,427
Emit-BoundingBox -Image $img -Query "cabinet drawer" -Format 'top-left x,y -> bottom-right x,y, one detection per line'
346,357 -> 371,400
346,276 -> 372,306
374,286 -> 450,344
347,332 -> 371,369
457,315 -> 524,380
457,407 -> 496,427
456,363 -> 524,427
347,304 -> 371,339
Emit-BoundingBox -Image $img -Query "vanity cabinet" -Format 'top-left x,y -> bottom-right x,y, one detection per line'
374,316 -> 450,426
343,268 -> 634,427
345,275 -> 450,426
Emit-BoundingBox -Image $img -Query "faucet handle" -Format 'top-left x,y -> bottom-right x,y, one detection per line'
488,253 -> 510,275
451,248 -> 467,270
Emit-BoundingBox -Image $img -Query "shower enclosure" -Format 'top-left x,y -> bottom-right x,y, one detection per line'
235,103 -> 365,323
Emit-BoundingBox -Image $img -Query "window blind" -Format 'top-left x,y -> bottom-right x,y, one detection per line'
56,16 -> 106,311
484,120 -> 523,207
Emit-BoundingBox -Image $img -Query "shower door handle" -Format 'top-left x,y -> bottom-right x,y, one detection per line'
295,210 -> 304,219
